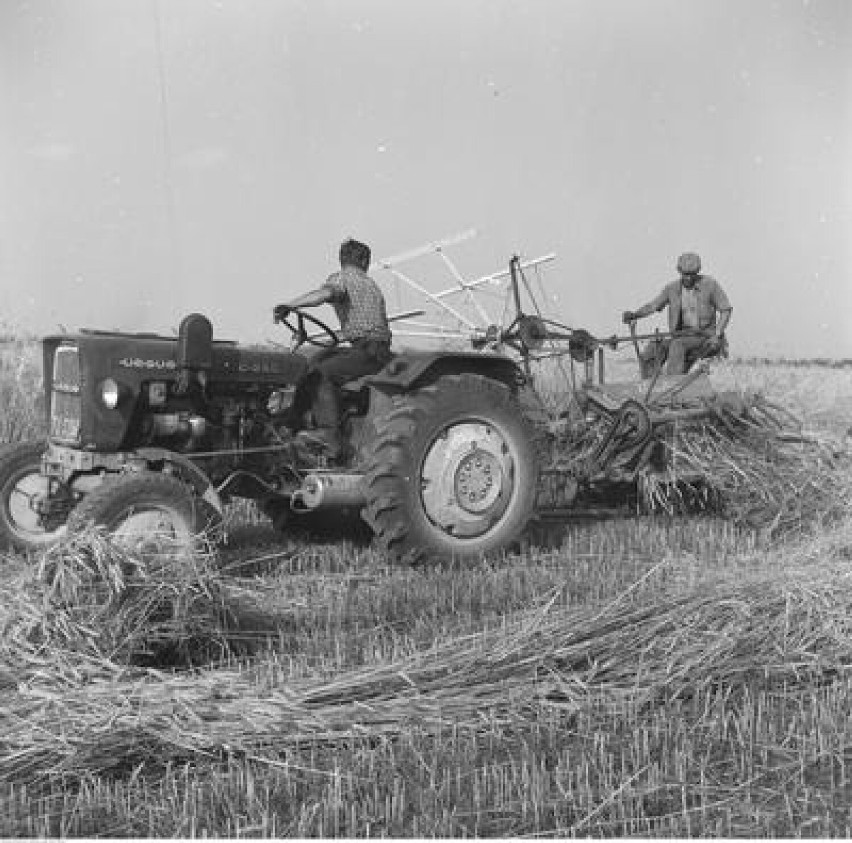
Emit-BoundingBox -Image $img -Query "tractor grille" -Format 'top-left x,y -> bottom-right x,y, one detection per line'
50,344 -> 81,443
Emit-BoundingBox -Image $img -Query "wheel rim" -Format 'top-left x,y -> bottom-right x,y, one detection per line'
420,420 -> 517,539
4,467 -> 66,545
111,505 -> 194,553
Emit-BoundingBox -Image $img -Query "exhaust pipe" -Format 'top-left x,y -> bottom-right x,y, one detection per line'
291,472 -> 366,512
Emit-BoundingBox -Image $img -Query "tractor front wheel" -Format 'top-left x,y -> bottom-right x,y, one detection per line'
0,440 -> 69,553
361,374 -> 539,564
67,472 -> 219,553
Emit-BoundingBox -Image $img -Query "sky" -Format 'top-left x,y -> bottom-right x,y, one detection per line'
0,0 -> 850,357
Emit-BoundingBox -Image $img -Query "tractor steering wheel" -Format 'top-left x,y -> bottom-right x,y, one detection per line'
277,307 -> 340,349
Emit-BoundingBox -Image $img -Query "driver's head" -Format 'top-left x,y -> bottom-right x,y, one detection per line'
339,238 -> 371,272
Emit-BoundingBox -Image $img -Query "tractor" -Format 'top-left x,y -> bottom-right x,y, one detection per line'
0,305 -> 543,564
0,255 -> 743,564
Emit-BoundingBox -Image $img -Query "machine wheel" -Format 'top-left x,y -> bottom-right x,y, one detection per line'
67,472 -> 220,553
0,440 -> 68,552
361,374 -> 539,564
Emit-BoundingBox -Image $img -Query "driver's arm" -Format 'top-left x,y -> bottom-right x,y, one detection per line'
282,286 -> 337,309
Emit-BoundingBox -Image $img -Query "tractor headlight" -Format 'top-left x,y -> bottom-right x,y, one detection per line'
100,378 -> 121,409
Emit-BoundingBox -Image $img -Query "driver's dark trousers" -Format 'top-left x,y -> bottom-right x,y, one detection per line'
303,338 -> 392,439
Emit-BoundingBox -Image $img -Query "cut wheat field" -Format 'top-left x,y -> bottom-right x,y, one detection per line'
1,344 -> 852,837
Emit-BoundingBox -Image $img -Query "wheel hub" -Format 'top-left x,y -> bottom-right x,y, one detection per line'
6,471 -> 67,541
454,448 -> 503,514
420,421 -> 515,538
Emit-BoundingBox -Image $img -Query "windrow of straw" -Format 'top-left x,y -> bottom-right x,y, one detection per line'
0,530 -> 286,684
3,530 -> 852,786
640,393 -> 852,536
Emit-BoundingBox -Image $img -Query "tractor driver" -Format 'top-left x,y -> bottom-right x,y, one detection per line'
273,237 -> 392,459
622,252 -> 732,376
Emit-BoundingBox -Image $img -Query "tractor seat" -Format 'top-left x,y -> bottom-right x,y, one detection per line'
340,350 -> 399,395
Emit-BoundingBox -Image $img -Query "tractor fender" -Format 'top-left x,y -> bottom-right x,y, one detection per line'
363,350 -> 525,394
134,447 -> 224,515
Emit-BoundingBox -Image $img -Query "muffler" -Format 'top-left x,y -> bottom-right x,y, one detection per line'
290,472 -> 366,511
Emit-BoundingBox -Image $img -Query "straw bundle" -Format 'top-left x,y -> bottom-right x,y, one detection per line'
4,542 -> 852,785
641,396 -> 852,536
0,530 -> 281,683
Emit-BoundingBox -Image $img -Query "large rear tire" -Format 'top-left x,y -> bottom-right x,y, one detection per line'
0,440 -> 68,552
361,374 -> 539,564
67,472 -> 220,553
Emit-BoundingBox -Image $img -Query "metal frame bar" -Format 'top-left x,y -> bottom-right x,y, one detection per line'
376,229 -> 478,269
381,265 -> 479,330
436,250 -> 492,325
374,232 -> 557,342
433,254 -> 556,301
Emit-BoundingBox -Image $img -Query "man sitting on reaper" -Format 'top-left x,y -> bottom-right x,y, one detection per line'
622,251 -> 732,377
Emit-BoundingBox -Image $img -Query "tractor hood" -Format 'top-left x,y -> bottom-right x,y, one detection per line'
42,328 -> 308,386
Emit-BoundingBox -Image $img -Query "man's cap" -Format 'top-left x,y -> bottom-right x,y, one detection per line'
676,252 -> 701,275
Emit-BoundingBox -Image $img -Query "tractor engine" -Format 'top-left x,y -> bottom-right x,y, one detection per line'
41,314 -> 309,490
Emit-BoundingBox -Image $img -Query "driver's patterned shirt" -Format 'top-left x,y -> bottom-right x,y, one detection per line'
321,266 -> 392,343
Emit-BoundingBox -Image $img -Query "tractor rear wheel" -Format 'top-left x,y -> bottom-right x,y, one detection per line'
0,440 -> 69,552
361,374 -> 539,564
67,472 -> 219,553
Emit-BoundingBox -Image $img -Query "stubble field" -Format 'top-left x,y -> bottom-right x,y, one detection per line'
0,342 -> 851,837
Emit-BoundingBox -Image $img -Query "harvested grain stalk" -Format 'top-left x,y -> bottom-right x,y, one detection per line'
639,395 -> 852,536
0,529 -> 284,682
4,538 -> 852,785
